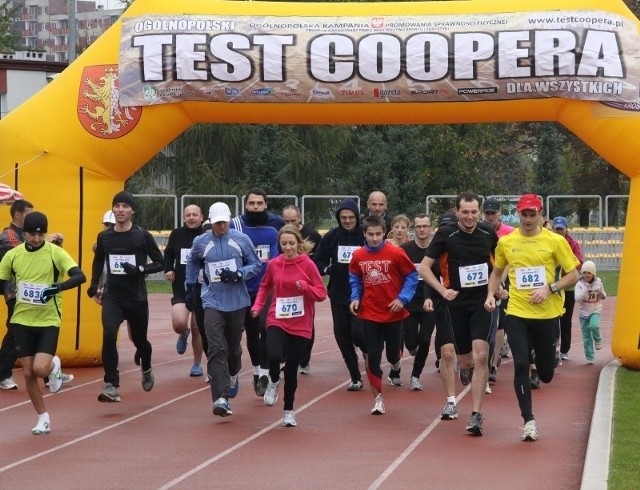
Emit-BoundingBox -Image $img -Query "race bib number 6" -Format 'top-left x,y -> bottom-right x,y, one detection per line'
515,266 -> 547,290
18,282 -> 47,305
337,245 -> 360,264
208,259 -> 237,282
275,296 -> 305,318
109,254 -> 136,275
458,263 -> 489,288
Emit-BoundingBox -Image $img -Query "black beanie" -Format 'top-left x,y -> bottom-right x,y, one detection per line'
23,211 -> 48,233
112,191 -> 136,209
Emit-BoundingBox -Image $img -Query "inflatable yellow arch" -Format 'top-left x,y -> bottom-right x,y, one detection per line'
1,0 -> 640,368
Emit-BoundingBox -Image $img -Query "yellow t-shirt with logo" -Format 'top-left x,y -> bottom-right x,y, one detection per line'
0,242 -> 78,327
495,228 -> 580,319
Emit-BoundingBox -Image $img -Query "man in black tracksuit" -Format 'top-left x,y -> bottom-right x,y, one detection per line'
313,199 -> 366,390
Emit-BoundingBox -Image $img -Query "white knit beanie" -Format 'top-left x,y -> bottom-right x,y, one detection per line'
582,260 -> 597,276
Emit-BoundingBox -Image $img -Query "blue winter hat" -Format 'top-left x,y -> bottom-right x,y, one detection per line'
552,216 -> 568,230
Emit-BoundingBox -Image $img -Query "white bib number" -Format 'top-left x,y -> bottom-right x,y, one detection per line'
275,296 -> 305,318
207,259 -> 237,283
458,263 -> 489,288
179,248 -> 191,265
337,245 -> 359,264
255,245 -> 270,263
109,254 -> 136,275
18,282 -> 47,305
515,266 -> 547,290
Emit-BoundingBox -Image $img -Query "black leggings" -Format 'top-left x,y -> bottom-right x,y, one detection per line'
266,326 -> 308,411
245,292 -> 269,369
364,320 -> 403,393
102,297 -> 151,387
330,302 -> 366,383
559,290 -> 575,355
403,310 -> 435,378
505,315 -> 558,423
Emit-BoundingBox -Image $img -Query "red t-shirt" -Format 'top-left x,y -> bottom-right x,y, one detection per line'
349,242 -> 415,323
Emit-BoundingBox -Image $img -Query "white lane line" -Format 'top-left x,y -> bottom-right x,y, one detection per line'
0,387 -> 208,473
158,380 -> 350,489
368,386 -> 472,490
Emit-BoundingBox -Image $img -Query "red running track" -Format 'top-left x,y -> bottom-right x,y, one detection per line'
0,295 -> 615,489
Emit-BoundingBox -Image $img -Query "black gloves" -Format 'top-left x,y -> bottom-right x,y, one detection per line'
87,285 -> 97,298
219,269 -> 242,283
39,284 -> 60,303
185,283 -> 197,312
123,263 -> 142,275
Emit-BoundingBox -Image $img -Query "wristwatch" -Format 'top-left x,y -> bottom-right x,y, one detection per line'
549,283 -> 559,293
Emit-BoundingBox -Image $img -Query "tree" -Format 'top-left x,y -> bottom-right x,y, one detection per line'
0,0 -> 19,53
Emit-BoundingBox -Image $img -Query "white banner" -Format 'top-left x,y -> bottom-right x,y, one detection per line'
118,10 -> 640,106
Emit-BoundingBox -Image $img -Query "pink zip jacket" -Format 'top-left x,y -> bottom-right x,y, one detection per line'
252,254 -> 327,339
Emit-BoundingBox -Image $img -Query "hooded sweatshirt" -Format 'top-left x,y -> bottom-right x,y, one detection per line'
252,253 -> 327,339
313,198 -> 364,304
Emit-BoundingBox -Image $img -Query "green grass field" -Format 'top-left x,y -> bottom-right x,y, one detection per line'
609,368 -> 640,489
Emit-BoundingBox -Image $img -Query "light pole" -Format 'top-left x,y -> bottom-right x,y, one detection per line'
68,0 -> 76,62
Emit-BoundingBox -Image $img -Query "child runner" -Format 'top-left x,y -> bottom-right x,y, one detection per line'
349,216 -> 418,415
251,225 -> 327,427
574,260 -> 606,364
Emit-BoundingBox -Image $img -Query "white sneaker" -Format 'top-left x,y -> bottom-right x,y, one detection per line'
299,364 -> 311,375
409,376 -> 423,391
521,420 -> 538,441
32,417 -> 50,435
283,410 -> 297,427
48,356 -> 64,393
371,394 -> 385,415
0,377 -> 18,390
264,380 -> 279,406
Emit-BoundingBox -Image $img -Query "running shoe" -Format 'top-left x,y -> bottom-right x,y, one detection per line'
465,412 -> 483,436
560,353 -> 570,361
283,410 -> 297,427
459,367 -> 473,386
388,367 -> 402,386
98,383 -> 121,402
587,359 -> 595,365
32,418 -> 50,435
176,330 -> 190,355
256,375 -> 269,397
299,364 -> 311,375
595,340 -> 603,350
500,338 -> 510,357
488,365 -> 497,383
190,363 -> 203,377
554,351 -> 562,367
440,402 -> 458,420
521,420 -> 538,441
44,373 -> 74,387
264,380 -> 279,406
229,375 -> 239,398
371,394 -> 385,415
142,367 -> 155,392
347,380 -> 363,391
0,377 -> 18,390
213,397 -> 233,417
48,355 -> 64,393
529,370 -> 541,389
409,376 -> 423,391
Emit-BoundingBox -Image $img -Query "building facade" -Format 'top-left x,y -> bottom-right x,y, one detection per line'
10,0 -> 123,62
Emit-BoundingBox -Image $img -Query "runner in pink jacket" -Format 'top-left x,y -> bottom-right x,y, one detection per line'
251,225 -> 327,427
